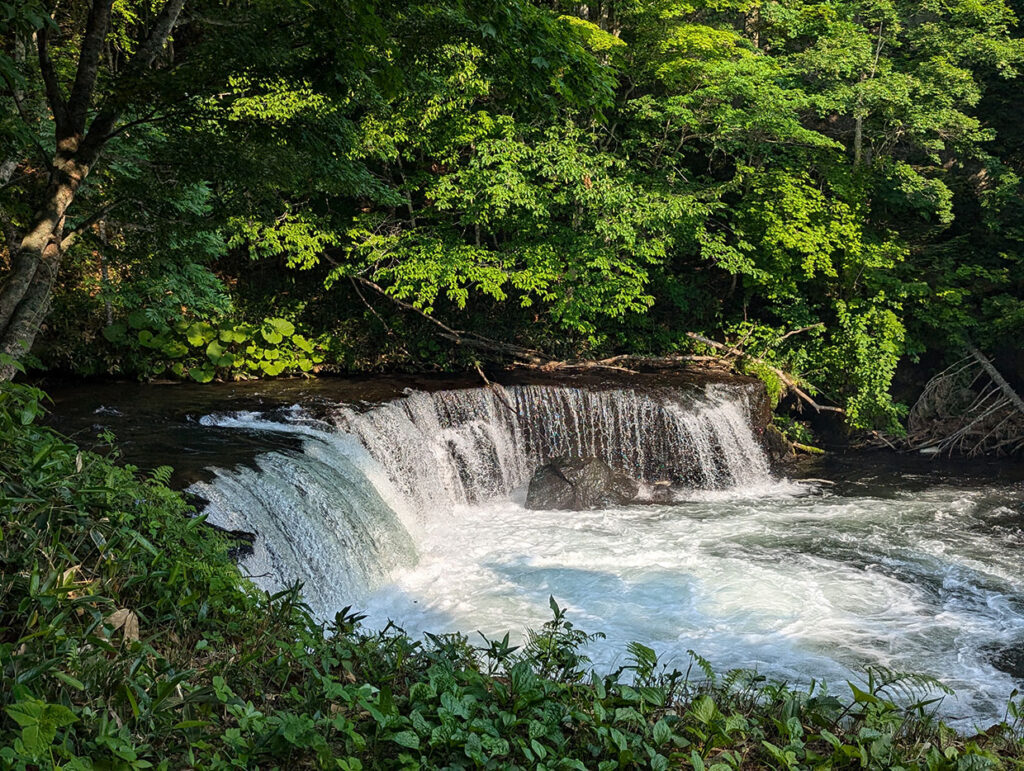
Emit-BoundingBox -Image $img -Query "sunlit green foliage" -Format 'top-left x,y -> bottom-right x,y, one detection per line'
99,313 -> 326,381
3,0 -> 1022,429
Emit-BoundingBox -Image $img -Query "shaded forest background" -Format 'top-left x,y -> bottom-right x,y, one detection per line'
2,0 -> 1023,432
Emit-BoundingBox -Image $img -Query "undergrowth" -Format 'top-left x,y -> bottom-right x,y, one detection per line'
2,372 -> 1023,770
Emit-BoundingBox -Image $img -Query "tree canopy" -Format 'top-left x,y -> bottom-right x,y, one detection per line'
1,0 -> 1022,430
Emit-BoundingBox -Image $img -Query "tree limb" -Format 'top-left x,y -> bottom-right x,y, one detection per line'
82,0 -> 188,154
36,28 -> 68,132
59,201 -> 118,251
472,362 -> 522,418
778,322 -> 825,342
686,331 -> 845,414
131,0 -> 188,71
968,346 -> 1024,417
350,275 -> 548,363
67,0 -> 116,134
102,108 -> 176,140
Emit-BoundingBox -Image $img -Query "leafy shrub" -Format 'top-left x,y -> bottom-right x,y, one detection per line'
101,313 -> 326,381
773,415 -> 816,446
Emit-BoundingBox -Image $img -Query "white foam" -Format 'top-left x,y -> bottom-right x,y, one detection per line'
191,384 -> 1024,728
358,490 -> 1023,729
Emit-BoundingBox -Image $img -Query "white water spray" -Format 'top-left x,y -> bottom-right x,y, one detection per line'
190,382 -> 1024,727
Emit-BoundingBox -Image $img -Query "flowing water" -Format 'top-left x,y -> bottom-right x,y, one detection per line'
179,381 -> 1024,728
47,377 -> 1024,728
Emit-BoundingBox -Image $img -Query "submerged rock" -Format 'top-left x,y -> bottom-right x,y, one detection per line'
987,645 -> 1024,680
648,481 -> 674,503
525,457 -> 639,510
205,522 -> 258,559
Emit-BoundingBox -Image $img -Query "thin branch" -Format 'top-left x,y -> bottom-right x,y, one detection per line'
968,346 -> 1024,418
473,362 -> 522,418
102,108 -> 177,140
350,275 -> 547,363
870,430 -> 899,452
36,28 -> 68,131
686,331 -> 845,414
535,360 -> 639,375
778,322 -> 825,342
59,201 -> 118,251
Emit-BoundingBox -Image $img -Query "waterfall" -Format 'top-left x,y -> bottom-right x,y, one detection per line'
190,382 -> 771,618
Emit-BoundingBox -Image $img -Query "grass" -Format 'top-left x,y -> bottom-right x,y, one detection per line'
1,375 -> 1023,769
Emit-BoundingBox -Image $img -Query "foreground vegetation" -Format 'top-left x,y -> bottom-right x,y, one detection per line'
2,377 -> 1022,770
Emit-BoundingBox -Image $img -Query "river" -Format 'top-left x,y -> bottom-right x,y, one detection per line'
46,374 -> 1024,729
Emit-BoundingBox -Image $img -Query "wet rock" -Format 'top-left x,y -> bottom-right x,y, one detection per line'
763,424 -> 794,461
988,645 -> 1024,680
526,457 -> 639,510
206,522 -> 257,559
648,481 -> 674,503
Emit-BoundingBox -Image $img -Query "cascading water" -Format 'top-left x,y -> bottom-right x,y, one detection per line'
192,382 -> 769,613
190,381 -> 1024,727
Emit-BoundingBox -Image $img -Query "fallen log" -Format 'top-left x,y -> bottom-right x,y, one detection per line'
342,282 -> 839,410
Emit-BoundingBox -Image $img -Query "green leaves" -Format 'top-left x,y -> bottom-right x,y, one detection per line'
103,324 -> 128,344
5,700 -> 77,757
186,322 -> 216,347
260,318 -> 295,344
101,310 -> 323,382
27,0 -> 1024,432
2,382 -> 1022,768
161,341 -> 189,359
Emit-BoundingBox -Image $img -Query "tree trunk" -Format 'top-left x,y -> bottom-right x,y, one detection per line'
0,145 -> 89,377
744,6 -> 761,49
0,160 -> 16,186
969,347 -> 1024,417
853,113 -> 863,166
0,247 -> 60,380
0,0 -> 187,380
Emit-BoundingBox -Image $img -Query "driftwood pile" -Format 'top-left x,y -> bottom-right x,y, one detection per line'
906,348 -> 1024,457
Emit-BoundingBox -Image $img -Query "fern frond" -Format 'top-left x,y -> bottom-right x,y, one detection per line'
862,666 -> 954,701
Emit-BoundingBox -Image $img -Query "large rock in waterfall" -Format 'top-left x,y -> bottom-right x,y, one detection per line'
525,457 -> 639,510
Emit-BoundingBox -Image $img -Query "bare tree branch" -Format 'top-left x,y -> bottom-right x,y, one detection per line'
351,275 -> 547,363
969,346 -> 1024,417
686,331 -> 845,414
59,201 -> 119,251
778,323 -> 825,342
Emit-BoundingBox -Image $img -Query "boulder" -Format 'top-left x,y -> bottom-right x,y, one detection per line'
648,481 -> 674,503
987,644 -> 1024,680
525,457 -> 639,510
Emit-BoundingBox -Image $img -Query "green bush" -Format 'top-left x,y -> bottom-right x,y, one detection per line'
100,313 -> 327,381
1,374 -> 1022,769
